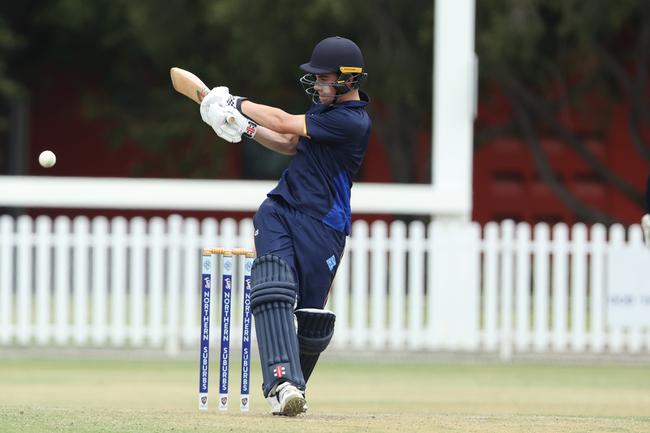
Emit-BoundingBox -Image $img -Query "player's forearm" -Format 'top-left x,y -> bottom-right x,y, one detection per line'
241,101 -> 288,131
241,101 -> 305,136
253,125 -> 298,156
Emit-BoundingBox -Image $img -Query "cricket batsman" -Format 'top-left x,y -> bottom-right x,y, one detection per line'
199,36 -> 371,416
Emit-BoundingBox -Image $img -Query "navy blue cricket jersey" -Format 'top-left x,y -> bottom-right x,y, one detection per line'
267,92 -> 371,234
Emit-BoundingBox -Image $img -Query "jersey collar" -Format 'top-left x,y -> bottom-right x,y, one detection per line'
337,91 -> 369,107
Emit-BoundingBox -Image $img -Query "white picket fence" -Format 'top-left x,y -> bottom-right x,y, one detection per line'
0,214 -> 648,357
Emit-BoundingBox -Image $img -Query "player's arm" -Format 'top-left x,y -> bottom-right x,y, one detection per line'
200,86 -> 307,137
252,125 -> 299,155
200,102 -> 298,155
240,100 -> 308,137
199,87 -> 303,154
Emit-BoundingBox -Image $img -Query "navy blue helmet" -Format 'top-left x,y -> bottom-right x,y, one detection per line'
299,36 -> 367,103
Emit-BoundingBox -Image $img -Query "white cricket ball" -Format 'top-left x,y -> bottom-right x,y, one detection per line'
38,150 -> 56,168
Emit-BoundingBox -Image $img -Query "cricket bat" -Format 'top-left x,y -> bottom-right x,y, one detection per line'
170,67 -> 235,124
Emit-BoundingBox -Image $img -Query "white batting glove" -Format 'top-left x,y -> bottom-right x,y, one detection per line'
200,87 -> 231,122
201,86 -> 248,112
226,107 -> 258,140
238,117 -> 258,139
203,105 -> 257,143
642,214 -> 650,248
202,105 -> 242,142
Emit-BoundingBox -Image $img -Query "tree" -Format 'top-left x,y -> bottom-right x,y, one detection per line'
0,12 -> 25,175
0,0 -> 434,181
476,0 -> 650,223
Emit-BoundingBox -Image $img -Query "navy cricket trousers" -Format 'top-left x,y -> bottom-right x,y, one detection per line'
252,197 -> 346,309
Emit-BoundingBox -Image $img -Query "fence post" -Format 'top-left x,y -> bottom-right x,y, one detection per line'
533,223 -> 550,352
370,221 -> 388,350
483,222 -> 499,351
35,216 -> 52,346
0,216 -> 13,344
388,221 -> 407,349
571,223 -> 587,352
166,215 -> 183,355
332,243 -> 350,348
407,221 -> 425,349
110,217 -> 128,347
429,220 -> 480,350
54,217 -> 72,346
627,225 -> 645,353
182,218 -> 200,349
129,217 -> 146,347
515,223 -> 531,351
149,217 -> 165,348
351,220 -> 369,349
551,224 -> 569,352
91,216 -> 109,346
607,224 -> 626,353
500,220 -> 514,361
72,216 -> 90,346
589,224 -> 606,353
16,216 -> 33,345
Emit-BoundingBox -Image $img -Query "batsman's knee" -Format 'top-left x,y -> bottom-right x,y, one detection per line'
250,254 -> 297,309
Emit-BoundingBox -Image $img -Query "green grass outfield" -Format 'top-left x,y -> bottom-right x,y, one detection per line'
0,355 -> 649,433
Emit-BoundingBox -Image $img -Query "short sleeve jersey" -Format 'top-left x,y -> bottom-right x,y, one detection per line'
268,92 -> 371,235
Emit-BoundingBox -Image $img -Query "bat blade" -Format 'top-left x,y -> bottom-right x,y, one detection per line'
170,67 -> 236,124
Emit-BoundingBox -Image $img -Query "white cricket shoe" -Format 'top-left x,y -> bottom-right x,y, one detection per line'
266,382 -> 306,416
